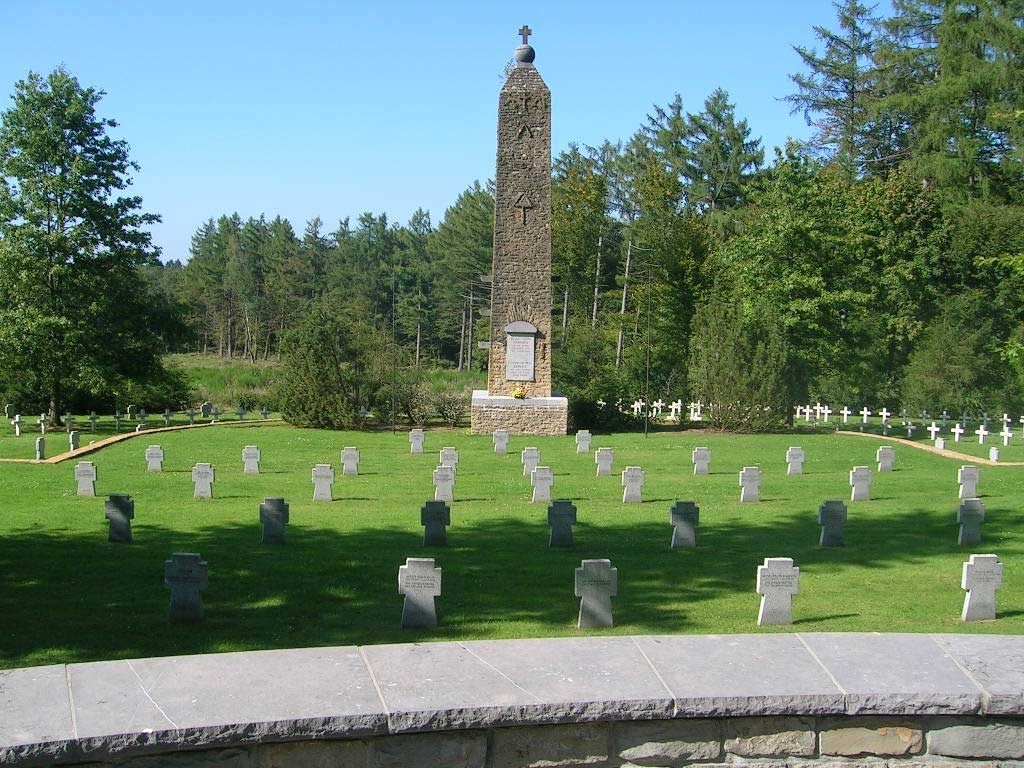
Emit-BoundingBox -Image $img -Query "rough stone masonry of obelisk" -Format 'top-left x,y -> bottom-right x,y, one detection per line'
471,26 -> 569,436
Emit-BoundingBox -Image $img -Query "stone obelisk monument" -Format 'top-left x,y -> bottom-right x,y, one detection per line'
471,26 -> 568,435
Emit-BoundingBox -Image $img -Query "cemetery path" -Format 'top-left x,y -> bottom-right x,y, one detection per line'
0,419 -> 284,465
837,429 -> 1023,467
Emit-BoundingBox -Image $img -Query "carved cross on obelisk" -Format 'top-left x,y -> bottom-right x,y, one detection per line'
518,25 -> 532,44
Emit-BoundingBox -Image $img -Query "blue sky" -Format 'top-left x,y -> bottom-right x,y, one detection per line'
2,1 -> 877,262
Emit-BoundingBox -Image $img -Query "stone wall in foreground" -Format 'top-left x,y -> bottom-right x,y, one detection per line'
3,633 -> 1022,767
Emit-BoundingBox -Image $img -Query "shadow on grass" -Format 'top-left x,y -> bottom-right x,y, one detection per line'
1,506 -> 1021,668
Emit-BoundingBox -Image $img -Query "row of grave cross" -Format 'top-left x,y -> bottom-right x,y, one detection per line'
5,405 -> 272,435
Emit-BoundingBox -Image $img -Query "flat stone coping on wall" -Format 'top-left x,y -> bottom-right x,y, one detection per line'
470,390 -> 569,408
2,633 -> 1022,765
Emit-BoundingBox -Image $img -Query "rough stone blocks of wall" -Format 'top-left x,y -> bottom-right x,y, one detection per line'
470,391 -> 567,436
614,719 -> 722,764
490,723 -> 607,768
819,716 -> 924,756
369,730 -> 487,768
926,717 -> 1024,759
116,747 -> 256,767
257,739 -> 367,768
722,716 -> 817,757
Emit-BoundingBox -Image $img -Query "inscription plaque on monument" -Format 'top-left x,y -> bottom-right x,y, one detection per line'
505,322 -> 536,381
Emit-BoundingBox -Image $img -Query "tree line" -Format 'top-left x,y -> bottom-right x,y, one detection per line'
3,1 -> 1023,428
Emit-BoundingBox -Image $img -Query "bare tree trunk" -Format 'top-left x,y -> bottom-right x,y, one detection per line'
457,303 -> 466,372
592,236 -> 602,327
615,240 -> 632,371
562,288 -> 569,332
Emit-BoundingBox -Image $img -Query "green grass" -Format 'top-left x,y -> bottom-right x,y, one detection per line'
169,352 -> 282,409
1,426 -> 1021,670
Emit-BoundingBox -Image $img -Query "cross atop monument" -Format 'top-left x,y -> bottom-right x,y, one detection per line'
519,25 -> 532,44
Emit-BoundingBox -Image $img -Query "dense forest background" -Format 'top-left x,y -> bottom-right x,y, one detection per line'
3,1 -> 1024,429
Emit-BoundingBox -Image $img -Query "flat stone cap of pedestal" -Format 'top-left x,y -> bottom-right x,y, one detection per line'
3,633 -> 1022,765
472,390 -> 568,408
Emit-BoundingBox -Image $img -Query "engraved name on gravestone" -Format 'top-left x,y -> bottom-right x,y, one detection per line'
421,500 -> 451,547
692,447 -> 711,475
433,465 -> 455,502
961,554 -> 1002,622
399,557 -> 441,628
957,498 -> 985,546
493,429 -> 509,454
622,466 -> 645,503
341,447 -> 360,476
74,461 -> 96,496
145,445 -> 164,472
531,465 -> 554,502
850,466 -> 872,501
312,464 -> 334,501
439,447 -> 459,470
756,557 -> 799,626
165,552 -> 208,623
192,463 -> 215,499
786,446 -> 805,476
409,429 -> 425,454
522,446 -> 540,477
575,558 -> 617,629
105,494 -> 134,543
242,445 -> 261,474
259,498 -> 289,545
876,446 -> 896,472
740,466 -> 762,503
958,465 -> 980,499
575,429 -> 592,454
548,499 -> 576,548
595,447 -> 613,477
669,500 -> 699,549
818,500 -> 847,547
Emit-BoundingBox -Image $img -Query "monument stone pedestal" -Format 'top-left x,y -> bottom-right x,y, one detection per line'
471,390 -> 568,436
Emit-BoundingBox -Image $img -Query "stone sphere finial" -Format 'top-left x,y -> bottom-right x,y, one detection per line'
516,24 -> 535,65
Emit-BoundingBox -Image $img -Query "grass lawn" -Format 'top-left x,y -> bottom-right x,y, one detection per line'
0,424 -> 1021,670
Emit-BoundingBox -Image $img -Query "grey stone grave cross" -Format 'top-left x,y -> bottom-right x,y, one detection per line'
958,465 -> 980,499
74,461 -> 97,496
34,437 -> 44,460
242,445 -> 261,474
259,498 -> 289,545
595,447 -> 613,477
975,424 -> 989,444
692,446 -> 711,475
433,465 -> 455,502
961,554 -> 1002,622
786,446 -> 805,476
531,466 -> 554,502
739,466 -> 762,502
409,428 -> 425,454
900,407 -> 910,425
492,429 -> 509,454
236,405 -> 247,421
982,412 -> 991,428
1001,425 -> 1013,447
312,464 -> 334,501
818,500 -> 847,546
105,494 -> 134,543
850,466 -> 872,501
420,500 -> 451,546
137,408 -> 147,427
989,446 -> 1000,462
882,420 -> 892,436
89,411 -> 97,432
961,410 -> 970,426
37,414 -> 47,434
260,406 -> 270,420
548,500 -> 577,548
126,404 -> 137,420
951,423 -> 965,442
113,410 -> 122,431
399,557 -> 441,628
1002,413 -> 1012,429
9,413 -> 20,437
941,410 -> 950,427
187,407 -> 195,425
905,423 -> 916,439
341,446 -> 360,476
575,559 -> 617,629
756,557 -> 799,626
957,498 -> 985,546
669,500 -> 699,548
163,409 -> 172,427
622,466 -> 645,503
191,463 -> 215,498
145,445 -> 164,472
840,406 -> 851,424
439,446 -> 458,472
921,409 -> 930,421
876,446 -> 895,472
575,429 -> 592,454
522,446 -> 540,477
518,24 -> 532,44
165,552 -> 208,623
63,413 -> 74,433
68,430 -> 80,451
210,406 -> 220,422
